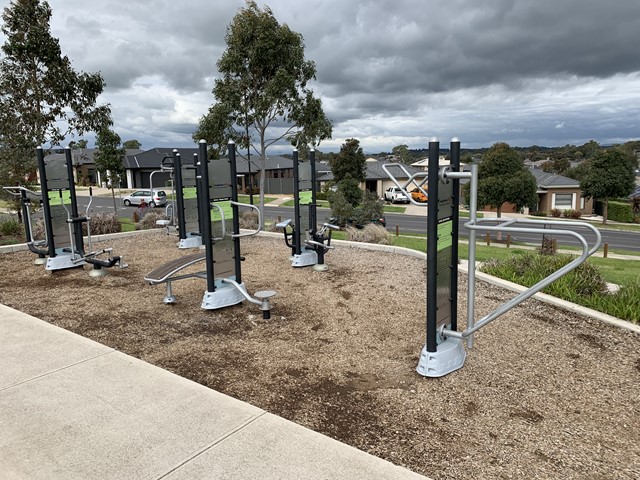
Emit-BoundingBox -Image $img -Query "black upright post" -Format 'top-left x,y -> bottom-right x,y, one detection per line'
194,153 -> 204,241
65,147 -> 83,254
309,149 -> 317,232
36,146 -> 56,258
198,140 -> 216,293
426,139 -> 440,353
228,141 -> 242,284
450,139 -> 461,331
173,151 -> 186,241
292,150 -> 302,256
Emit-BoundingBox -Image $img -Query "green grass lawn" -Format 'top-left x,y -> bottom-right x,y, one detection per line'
119,217 -> 137,232
237,195 -> 277,204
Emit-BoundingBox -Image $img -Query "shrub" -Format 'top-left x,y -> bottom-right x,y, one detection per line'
136,211 -> 169,230
87,213 -> 121,235
345,224 -> 389,244
239,209 -> 259,229
607,201 -> 634,223
315,191 -> 328,201
563,209 -> 581,219
0,217 -> 22,236
550,208 -> 562,217
329,190 -> 354,227
481,251 -> 608,298
530,211 -> 547,217
351,191 -> 384,226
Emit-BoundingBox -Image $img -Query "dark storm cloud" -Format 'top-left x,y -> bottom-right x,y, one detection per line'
0,0 -> 637,150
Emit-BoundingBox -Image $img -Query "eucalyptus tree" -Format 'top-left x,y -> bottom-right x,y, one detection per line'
195,1 -> 332,222
94,129 -> 126,214
0,0 -> 111,191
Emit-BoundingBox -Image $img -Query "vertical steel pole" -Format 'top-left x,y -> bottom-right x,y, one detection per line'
198,140 -> 216,293
36,146 -> 56,258
426,138 -> 439,353
229,141 -> 242,284
309,149 -> 317,232
173,150 -> 187,241
466,164 -> 479,348
65,147 -> 83,254
449,138 -> 460,331
292,149 -> 302,256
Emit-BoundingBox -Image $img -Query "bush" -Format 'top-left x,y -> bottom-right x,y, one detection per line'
607,201 -> 634,223
351,191 -> 384,226
550,208 -> 562,217
481,251 -> 608,298
87,213 -> 121,235
0,217 -> 22,236
239,209 -> 259,229
315,191 -> 328,201
136,211 -> 169,230
530,211 -> 547,217
563,209 -> 581,219
328,190 -> 354,227
345,224 -> 390,244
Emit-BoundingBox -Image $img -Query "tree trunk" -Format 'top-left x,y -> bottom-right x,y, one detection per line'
111,186 -> 117,215
603,198 -> 608,225
496,206 -> 503,241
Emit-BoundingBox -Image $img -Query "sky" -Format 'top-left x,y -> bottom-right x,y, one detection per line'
1,0 -> 639,153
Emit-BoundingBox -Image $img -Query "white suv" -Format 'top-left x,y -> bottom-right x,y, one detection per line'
123,190 -> 167,207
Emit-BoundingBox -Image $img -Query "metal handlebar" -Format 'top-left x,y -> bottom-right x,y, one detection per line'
230,201 -> 262,238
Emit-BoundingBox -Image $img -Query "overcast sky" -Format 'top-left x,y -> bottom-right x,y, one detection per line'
2,0 -> 639,153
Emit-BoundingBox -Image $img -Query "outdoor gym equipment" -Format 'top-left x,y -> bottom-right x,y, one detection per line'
169,149 -> 203,248
145,140 -> 275,318
383,138 -> 601,377
2,185 -> 47,264
5,147 -> 127,274
276,149 -> 339,271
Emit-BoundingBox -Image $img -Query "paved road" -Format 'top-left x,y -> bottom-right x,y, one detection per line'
73,197 -> 640,253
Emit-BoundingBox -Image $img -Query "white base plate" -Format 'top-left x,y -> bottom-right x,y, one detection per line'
179,235 -> 202,249
201,281 -> 246,310
291,249 -> 318,268
416,338 -> 466,377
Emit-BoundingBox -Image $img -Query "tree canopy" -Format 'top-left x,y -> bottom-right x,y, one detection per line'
194,0 -> 332,222
0,0 -> 111,190
123,139 -> 142,150
580,147 -> 636,224
94,128 -> 125,213
477,142 -> 538,217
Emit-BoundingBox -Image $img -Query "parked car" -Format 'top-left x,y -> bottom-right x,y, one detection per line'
383,187 -> 409,204
123,190 -> 167,207
410,187 -> 428,203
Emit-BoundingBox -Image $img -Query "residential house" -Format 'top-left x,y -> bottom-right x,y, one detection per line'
530,169 -> 593,214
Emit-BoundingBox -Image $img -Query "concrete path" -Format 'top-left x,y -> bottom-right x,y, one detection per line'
0,303 -> 429,480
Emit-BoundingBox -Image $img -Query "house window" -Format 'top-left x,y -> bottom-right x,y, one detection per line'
580,197 -> 585,210
552,193 -> 574,209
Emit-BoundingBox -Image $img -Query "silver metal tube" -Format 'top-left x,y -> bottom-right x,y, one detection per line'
466,164 -> 478,348
444,216 -> 599,340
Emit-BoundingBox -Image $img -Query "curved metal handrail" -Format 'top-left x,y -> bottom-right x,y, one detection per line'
381,163 -> 429,207
230,201 -> 262,238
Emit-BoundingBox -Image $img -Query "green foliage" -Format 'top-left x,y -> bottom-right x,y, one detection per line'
328,190 -> 354,226
0,216 -> 21,236
477,142 -> 538,216
196,0 -> 332,217
580,148 -> 636,224
480,252 -> 640,323
122,139 -> 142,150
481,252 -> 607,297
0,0 -> 111,150
330,138 -> 366,184
550,208 -> 561,217
562,209 -> 581,219
337,176 -> 362,207
391,144 -> 412,164
352,190 -> 384,225
94,128 -> 125,214
607,201 -> 634,223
